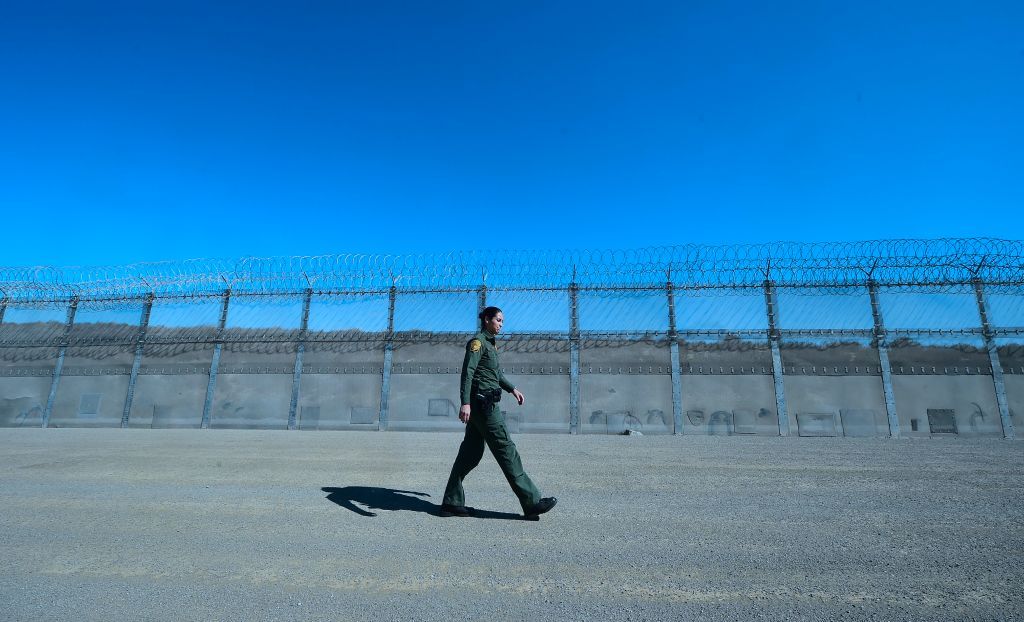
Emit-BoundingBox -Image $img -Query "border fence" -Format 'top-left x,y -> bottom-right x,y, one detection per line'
1,238 -> 1022,438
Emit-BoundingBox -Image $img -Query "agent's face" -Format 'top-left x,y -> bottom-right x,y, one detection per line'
484,312 -> 504,334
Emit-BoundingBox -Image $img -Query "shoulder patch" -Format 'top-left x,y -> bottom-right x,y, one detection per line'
469,339 -> 482,352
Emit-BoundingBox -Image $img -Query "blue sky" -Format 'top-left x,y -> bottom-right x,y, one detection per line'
1,0 -> 1022,268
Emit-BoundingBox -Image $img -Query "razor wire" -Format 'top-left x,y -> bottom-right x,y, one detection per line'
0,238 -> 1023,308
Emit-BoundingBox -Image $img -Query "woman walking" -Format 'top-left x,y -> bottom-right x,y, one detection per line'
440,306 -> 557,519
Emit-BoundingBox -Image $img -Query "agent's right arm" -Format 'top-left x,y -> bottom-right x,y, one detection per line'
460,338 -> 483,407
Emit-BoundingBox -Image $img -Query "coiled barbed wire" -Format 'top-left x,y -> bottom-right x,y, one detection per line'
0,238 -> 1022,309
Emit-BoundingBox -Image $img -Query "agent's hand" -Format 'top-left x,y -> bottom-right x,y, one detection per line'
459,404 -> 471,423
512,388 -> 525,406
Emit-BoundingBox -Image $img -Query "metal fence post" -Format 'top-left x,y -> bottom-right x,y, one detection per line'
973,279 -> 1014,439
0,297 -> 7,325
763,281 -> 789,436
42,296 -> 78,428
201,289 -> 231,430
666,280 -> 683,434
121,293 -> 154,428
379,285 -> 397,431
478,283 -> 487,325
569,281 -> 580,434
288,288 -> 313,431
868,280 -> 900,438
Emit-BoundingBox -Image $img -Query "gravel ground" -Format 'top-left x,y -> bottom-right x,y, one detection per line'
0,429 -> 1022,621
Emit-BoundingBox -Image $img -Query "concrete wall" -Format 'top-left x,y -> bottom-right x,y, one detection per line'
210,372 -> 293,429
388,373 -> 465,432
0,376 -> 51,427
680,375 -> 778,436
502,337 -> 571,433
125,341 -> 215,428
297,341 -> 384,431
783,375 -> 889,437
0,342 -> 56,427
49,374 -> 130,428
580,341 -> 672,434
998,343 -> 1024,431
297,373 -> 381,431
1003,375 -> 1024,431
580,374 -> 672,434
47,345 -> 135,428
387,340 -> 463,431
891,375 -> 1003,438
684,338 -> 773,373
128,374 -> 208,428
780,340 -> 879,372
207,343 -> 296,429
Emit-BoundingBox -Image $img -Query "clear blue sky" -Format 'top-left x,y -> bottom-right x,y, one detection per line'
1,0 -> 1022,267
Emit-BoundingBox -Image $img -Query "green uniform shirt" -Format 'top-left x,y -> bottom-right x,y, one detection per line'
460,330 -> 515,405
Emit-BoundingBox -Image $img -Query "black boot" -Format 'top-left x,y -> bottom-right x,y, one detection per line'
440,503 -> 472,517
524,497 -> 557,518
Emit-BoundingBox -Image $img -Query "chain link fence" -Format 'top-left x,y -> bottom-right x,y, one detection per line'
1,238 -> 1021,438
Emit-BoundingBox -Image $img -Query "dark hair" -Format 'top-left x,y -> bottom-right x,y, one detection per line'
479,306 -> 503,322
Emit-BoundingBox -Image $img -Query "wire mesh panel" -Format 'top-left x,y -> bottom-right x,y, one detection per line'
147,296 -> 223,334
877,286 -> 981,330
223,295 -> 303,336
578,290 -> 669,332
675,290 -> 768,331
776,289 -> 873,330
986,291 -> 1024,328
780,337 -> 879,373
393,293 -> 478,333
683,336 -> 774,375
489,289 -> 568,333
130,298 -> 222,428
0,305 -> 68,345
300,294 -> 387,430
388,292 -> 479,431
66,304 -> 142,345
308,294 -> 390,334
887,335 -> 991,373
575,287 -> 664,434
211,295 -> 302,429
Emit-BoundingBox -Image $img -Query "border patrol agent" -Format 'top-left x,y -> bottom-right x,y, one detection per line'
441,306 -> 557,519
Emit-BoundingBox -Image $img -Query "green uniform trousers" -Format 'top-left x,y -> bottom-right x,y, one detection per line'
442,397 -> 541,512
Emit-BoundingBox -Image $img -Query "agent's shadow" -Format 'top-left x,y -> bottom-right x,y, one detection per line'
321,486 -> 530,520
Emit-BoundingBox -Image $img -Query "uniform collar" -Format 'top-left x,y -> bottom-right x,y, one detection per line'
480,330 -> 496,342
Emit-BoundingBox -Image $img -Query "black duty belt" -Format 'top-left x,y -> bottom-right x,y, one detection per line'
473,388 -> 502,403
